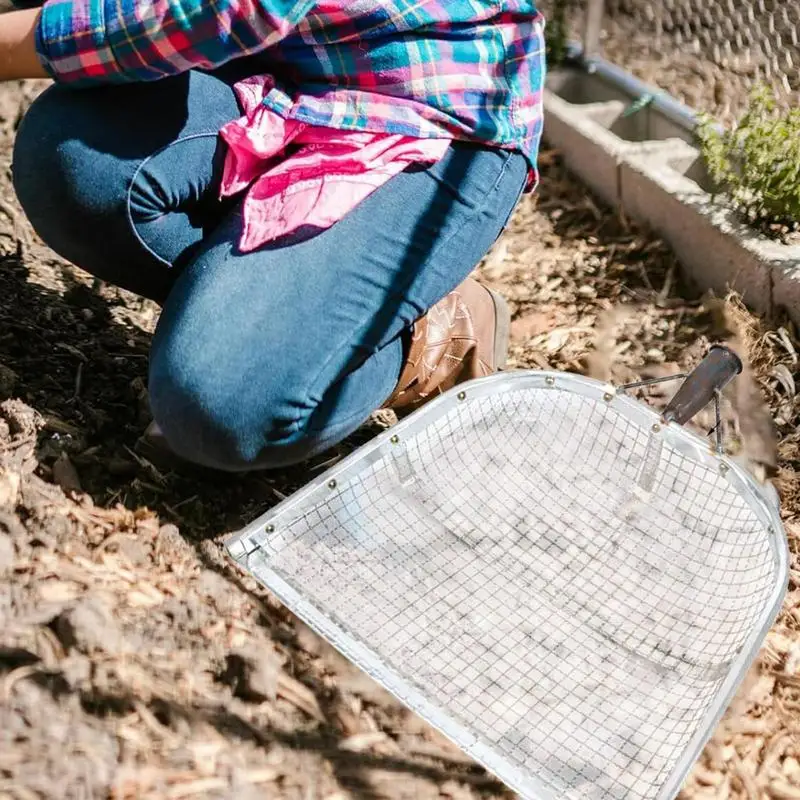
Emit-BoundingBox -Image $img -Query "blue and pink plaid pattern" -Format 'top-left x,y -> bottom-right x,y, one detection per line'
34,0 -> 545,169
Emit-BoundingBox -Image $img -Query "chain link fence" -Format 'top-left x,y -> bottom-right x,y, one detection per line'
540,0 -> 800,124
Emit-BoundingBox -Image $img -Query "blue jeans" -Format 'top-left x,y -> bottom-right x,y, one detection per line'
12,69 -> 527,472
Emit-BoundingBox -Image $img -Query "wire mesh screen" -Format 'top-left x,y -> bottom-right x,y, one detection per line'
237,382 -> 782,800
540,0 -> 800,122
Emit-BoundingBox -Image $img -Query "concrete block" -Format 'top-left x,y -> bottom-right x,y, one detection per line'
620,148 -> 800,326
772,256 -> 800,325
545,67 -> 696,146
543,67 -> 800,326
542,88 -> 703,216
543,92 -> 630,208
620,148 -> 772,313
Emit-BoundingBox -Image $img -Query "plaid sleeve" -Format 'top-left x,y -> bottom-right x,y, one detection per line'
35,0 -> 314,85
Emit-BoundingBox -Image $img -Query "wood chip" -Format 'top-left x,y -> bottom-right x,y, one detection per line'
241,767 -> 279,784
510,310 -> 558,342
165,778 -> 227,799
38,580 -> 80,603
0,467 -> 19,509
770,780 -> 800,799
42,414 -> 81,436
127,583 -> 165,608
276,673 -> 324,722
338,732 -> 389,752
695,766 -> 724,786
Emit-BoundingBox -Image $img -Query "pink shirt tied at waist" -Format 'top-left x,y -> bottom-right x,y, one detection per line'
218,76 -> 453,253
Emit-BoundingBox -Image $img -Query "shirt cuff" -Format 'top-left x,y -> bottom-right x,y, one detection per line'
35,0 -> 129,85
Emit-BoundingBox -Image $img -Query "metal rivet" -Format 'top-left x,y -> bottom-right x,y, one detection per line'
545,376 -> 555,386
651,423 -> 660,433
603,392 -> 613,402
390,434 -> 400,444
328,479 -> 337,490
719,463 -> 729,475
265,524 -> 275,534
457,391 -> 466,401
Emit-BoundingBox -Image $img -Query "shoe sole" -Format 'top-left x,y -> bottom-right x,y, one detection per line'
486,287 -> 511,371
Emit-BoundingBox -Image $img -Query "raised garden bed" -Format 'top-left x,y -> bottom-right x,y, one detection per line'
543,60 -> 800,325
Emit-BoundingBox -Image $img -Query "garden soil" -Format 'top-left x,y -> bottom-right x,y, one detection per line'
1,79 -> 799,800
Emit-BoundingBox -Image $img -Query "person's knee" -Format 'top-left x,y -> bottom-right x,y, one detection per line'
12,86 -> 126,254
148,328 -> 324,472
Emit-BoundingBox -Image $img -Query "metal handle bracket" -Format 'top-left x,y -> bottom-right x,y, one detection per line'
617,345 -> 743,455
661,345 -> 742,426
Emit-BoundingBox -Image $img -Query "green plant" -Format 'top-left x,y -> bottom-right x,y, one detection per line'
545,0 -> 569,67
697,85 -> 800,235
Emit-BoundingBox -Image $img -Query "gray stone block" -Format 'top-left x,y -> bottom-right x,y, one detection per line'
542,78 -> 800,326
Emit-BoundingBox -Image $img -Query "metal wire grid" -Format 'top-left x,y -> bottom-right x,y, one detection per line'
248,386 -> 778,800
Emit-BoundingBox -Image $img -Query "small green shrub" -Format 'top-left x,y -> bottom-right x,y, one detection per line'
697,85 -> 800,237
545,0 -> 569,67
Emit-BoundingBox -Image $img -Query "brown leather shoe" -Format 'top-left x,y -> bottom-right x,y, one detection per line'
383,276 -> 510,413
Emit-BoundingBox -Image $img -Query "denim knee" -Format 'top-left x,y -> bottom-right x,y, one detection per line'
148,332 -> 326,473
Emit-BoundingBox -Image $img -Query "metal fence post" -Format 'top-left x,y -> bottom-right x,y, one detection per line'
582,0 -> 605,60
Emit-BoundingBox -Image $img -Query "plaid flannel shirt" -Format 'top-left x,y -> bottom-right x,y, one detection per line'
33,0 -> 545,174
